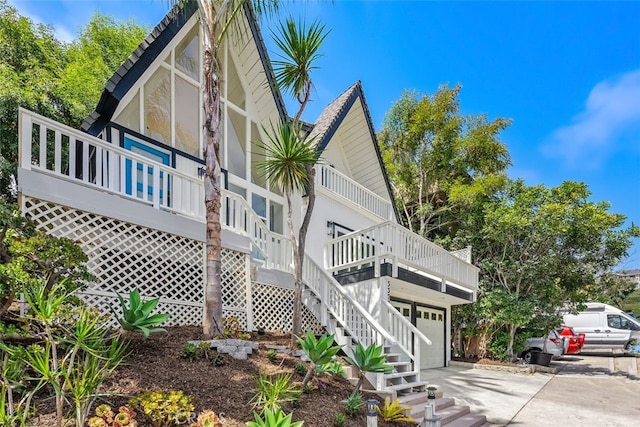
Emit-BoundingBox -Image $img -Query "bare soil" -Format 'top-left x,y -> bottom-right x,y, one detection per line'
28,327 -> 402,426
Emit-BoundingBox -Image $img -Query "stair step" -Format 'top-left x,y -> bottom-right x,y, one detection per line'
434,405 -> 471,425
385,370 -> 420,380
405,397 -> 454,416
384,381 -> 427,394
387,362 -> 413,372
442,413 -> 487,427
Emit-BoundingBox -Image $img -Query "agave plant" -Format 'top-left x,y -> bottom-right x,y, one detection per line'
247,407 -> 303,427
110,289 -> 169,337
296,331 -> 342,387
342,343 -> 393,392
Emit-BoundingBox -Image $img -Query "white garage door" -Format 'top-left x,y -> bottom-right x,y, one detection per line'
391,301 -> 446,369
416,306 -> 445,369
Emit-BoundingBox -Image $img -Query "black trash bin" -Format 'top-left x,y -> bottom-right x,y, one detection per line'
529,350 -> 553,366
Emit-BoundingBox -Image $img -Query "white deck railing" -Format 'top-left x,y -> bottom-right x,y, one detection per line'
317,165 -> 394,220
19,108 -> 206,220
18,108 -> 435,378
324,221 -> 479,292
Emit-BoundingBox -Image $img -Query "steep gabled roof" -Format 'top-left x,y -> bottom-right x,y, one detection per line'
309,81 -> 400,222
82,0 -> 287,135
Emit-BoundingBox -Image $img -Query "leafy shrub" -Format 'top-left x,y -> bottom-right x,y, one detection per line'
130,390 -> 194,426
250,373 -> 300,413
247,407 -> 303,427
0,202 -> 92,318
111,289 -> 169,338
87,404 -> 138,427
341,391 -> 364,417
376,397 -> 414,423
222,316 -> 251,339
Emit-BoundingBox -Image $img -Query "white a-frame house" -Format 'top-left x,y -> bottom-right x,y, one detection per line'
16,2 -> 478,397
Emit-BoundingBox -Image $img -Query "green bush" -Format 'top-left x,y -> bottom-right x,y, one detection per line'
130,390 -> 194,426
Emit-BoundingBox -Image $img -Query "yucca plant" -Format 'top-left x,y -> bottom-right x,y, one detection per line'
247,407 -> 303,427
111,289 -> 169,337
376,397 -> 415,423
342,343 -> 393,393
296,331 -> 342,387
250,373 -> 300,413
340,390 -> 364,417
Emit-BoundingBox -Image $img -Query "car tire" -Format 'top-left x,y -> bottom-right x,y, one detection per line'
522,350 -> 532,364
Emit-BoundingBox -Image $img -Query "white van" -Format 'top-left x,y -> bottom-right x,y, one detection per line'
562,303 -> 640,350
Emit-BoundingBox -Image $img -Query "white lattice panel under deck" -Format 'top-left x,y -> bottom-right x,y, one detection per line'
22,196 -> 321,333
251,282 -> 322,334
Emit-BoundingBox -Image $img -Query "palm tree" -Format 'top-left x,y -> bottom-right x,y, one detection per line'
262,17 -> 329,346
168,0 -> 279,337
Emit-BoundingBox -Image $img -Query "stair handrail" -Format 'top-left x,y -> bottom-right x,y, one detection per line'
382,299 -> 432,371
303,254 -> 400,350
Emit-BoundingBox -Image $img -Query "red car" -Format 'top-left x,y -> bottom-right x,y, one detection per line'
556,326 -> 585,354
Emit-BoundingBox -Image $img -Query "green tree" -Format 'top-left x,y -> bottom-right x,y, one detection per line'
469,180 -> 638,359
0,1 -> 147,200
378,85 -> 511,242
0,0 -> 67,199
262,17 -> 328,344
60,12 -> 148,121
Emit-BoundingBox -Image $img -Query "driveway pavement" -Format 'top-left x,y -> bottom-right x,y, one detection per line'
421,351 -> 640,426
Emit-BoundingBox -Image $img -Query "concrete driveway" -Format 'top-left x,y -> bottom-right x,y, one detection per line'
421,351 -> 640,426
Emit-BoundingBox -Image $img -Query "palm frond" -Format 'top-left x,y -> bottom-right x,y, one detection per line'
258,121 -> 319,194
271,16 -> 330,98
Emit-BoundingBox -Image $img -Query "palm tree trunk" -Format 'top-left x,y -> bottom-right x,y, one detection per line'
292,164 -> 316,340
202,32 -> 224,338
286,190 -> 299,348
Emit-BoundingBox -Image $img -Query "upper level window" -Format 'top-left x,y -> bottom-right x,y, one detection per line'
176,26 -> 200,81
113,20 -> 201,158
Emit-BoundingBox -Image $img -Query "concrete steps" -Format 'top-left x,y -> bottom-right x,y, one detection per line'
398,392 -> 487,427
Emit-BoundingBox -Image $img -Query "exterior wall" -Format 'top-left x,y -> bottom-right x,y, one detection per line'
304,189 -> 383,266
342,278 -> 386,321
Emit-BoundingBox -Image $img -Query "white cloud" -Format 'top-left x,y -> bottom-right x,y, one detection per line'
542,68 -> 640,168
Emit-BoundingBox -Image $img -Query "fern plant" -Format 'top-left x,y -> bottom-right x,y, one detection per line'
376,397 -> 415,423
247,407 -> 303,427
296,331 -> 342,387
342,342 -> 393,392
111,289 -> 169,337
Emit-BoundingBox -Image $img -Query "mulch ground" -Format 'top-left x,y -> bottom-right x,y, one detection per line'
28,326 -> 402,426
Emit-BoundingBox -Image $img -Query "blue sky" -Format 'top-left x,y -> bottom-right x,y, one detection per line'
11,0 -> 640,269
